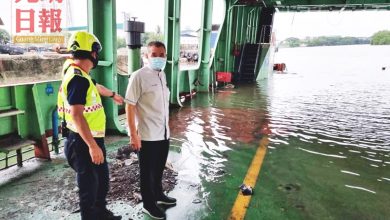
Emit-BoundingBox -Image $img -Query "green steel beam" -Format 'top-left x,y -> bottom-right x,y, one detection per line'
32,84 -> 51,160
128,48 -> 141,75
88,0 -> 125,133
212,0 -> 227,74
242,7 -> 249,43
247,9 -> 252,43
224,0 -> 234,72
252,7 -> 258,43
31,86 -> 46,136
0,87 -> 15,137
253,8 -> 260,43
236,7 -> 243,44
234,7 -> 241,44
198,0 -> 214,92
165,0 -> 181,105
252,8 -> 259,43
249,8 -> 256,43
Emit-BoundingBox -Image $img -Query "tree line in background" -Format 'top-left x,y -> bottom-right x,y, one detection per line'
282,30 -> 390,47
2,27 -> 390,49
283,36 -> 370,47
0,27 -> 163,50
0,29 -> 10,44
371,30 -> 390,45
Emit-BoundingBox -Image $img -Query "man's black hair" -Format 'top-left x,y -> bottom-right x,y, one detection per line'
147,41 -> 166,50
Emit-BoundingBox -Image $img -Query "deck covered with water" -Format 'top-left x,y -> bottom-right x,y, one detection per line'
1,69 -> 389,219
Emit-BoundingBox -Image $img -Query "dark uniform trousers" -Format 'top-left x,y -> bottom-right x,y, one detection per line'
64,131 -> 109,220
138,139 -> 170,208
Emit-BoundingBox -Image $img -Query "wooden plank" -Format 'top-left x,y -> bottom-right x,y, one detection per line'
0,135 -> 35,153
0,109 -> 25,118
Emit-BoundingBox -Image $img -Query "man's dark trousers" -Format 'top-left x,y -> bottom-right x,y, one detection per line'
138,139 -> 169,208
64,132 -> 109,220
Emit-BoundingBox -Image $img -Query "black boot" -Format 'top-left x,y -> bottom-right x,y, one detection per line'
142,204 -> 166,219
156,195 -> 177,205
98,208 -> 122,220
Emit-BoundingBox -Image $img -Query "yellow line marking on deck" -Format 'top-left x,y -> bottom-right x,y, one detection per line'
228,135 -> 269,220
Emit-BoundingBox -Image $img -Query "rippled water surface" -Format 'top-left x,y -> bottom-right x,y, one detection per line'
168,45 -> 390,219
272,45 -> 390,152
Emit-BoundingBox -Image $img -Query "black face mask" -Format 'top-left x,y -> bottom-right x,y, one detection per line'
90,53 -> 99,69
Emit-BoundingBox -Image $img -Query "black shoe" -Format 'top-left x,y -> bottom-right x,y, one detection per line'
157,195 -> 177,205
142,205 -> 166,219
98,208 -> 122,220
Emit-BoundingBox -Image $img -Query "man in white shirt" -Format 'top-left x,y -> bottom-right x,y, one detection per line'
125,41 -> 176,219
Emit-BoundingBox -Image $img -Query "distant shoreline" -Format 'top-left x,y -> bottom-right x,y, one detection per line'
278,43 -> 376,48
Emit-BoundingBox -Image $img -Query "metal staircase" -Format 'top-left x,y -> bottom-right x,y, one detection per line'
238,43 -> 261,82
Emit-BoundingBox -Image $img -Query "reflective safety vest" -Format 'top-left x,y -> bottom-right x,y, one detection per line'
61,58 -> 74,77
58,63 -> 106,137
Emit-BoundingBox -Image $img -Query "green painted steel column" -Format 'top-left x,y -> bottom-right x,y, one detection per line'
251,8 -> 257,43
213,1 -> 226,74
165,0 -> 181,105
253,8 -> 260,43
242,7 -> 249,43
224,0 -> 234,72
32,85 -> 50,160
128,49 -> 141,75
236,7 -> 243,44
88,0 -> 125,133
198,0 -> 213,92
249,7 -> 256,43
247,9 -> 253,43
235,7 -> 241,44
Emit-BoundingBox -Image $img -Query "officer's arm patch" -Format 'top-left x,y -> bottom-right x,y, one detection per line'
74,69 -> 82,75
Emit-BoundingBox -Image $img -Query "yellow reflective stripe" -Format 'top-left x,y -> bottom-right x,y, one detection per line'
58,104 -> 103,114
83,103 -> 104,113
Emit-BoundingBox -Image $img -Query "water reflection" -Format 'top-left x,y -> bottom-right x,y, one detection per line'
170,101 -> 268,183
167,45 -> 389,218
270,45 -> 390,202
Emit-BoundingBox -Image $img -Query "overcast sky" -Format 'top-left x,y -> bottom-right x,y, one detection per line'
273,11 -> 390,41
1,0 -> 390,40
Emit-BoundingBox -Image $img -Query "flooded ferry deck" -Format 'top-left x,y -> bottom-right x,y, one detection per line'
1,50 -> 390,219
0,85 -> 390,219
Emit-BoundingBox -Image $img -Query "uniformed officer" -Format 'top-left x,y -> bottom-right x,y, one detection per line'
58,31 -> 123,220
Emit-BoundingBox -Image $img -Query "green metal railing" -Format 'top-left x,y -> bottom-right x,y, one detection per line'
0,0 -> 278,166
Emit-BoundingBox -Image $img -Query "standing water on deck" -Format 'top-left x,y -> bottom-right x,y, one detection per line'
253,45 -> 389,219
168,45 -> 390,219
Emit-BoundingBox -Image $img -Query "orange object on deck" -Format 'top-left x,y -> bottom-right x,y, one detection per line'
273,63 -> 286,71
216,72 -> 232,83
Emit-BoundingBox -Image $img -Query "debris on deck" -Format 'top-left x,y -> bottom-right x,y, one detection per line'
58,145 -> 178,212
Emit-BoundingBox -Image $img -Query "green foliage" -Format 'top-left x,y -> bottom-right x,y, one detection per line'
0,29 -> 10,44
285,37 -> 300,47
305,36 -> 370,47
117,37 -> 126,49
142,32 -> 164,45
371,30 -> 390,45
282,36 -> 370,47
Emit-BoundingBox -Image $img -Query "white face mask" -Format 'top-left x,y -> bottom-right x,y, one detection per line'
148,57 -> 167,71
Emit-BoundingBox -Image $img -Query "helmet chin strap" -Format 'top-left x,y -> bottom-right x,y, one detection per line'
89,53 -> 99,69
